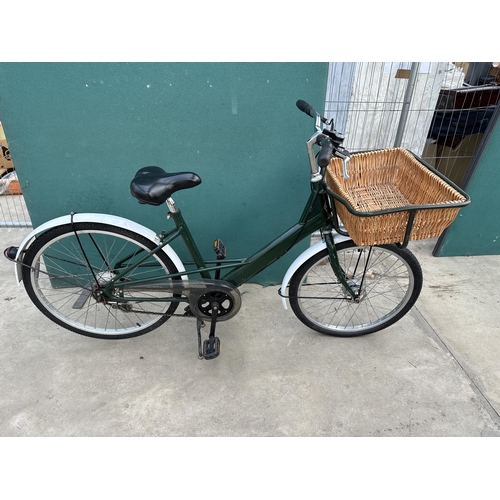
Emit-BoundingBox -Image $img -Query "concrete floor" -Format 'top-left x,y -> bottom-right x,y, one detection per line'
1,227 -> 499,437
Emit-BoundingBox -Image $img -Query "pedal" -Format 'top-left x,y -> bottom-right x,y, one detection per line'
213,239 -> 226,260
196,302 -> 221,360
203,336 -> 220,360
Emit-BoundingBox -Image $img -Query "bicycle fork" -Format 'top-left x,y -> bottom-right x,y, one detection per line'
324,232 -> 360,302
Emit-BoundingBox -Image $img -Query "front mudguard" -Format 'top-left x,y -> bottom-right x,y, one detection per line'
279,232 -> 352,309
12,213 -> 187,284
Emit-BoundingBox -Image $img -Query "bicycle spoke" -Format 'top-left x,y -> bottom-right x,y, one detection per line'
290,243 -> 421,336
23,223 -> 181,338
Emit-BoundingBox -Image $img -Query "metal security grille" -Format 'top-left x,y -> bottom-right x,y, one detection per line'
325,62 -> 498,188
0,194 -> 31,227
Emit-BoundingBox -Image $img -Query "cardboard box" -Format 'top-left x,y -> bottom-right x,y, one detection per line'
453,62 -> 470,77
421,141 -> 439,168
0,122 -> 15,176
435,133 -> 484,187
7,179 -> 22,195
489,63 -> 500,83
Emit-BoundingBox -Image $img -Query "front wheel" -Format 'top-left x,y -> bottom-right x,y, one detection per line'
289,241 -> 423,337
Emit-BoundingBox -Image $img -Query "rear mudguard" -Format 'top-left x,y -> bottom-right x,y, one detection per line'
280,232 -> 351,309
13,213 -> 187,284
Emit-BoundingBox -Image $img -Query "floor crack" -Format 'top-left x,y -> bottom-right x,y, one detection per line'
412,305 -> 500,430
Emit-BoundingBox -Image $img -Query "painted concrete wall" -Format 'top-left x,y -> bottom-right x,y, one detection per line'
0,63 -> 329,283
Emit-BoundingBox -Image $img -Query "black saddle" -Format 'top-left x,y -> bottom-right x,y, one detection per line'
130,166 -> 202,206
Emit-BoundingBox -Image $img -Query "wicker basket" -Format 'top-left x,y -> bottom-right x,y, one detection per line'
325,148 -> 469,246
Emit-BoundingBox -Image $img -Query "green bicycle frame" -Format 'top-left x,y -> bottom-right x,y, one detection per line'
101,104 -> 373,302
104,177 -> 358,300
89,95 -> 474,309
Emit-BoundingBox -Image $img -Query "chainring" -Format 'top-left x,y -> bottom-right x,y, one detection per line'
189,282 -> 242,322
196,290 -> 235,319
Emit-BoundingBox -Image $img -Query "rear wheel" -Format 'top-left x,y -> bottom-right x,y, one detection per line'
22,222 -> 182,339
289,241 -> 422,337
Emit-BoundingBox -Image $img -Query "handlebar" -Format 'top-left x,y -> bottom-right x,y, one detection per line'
296,99 -> 329,124
296,99 -> 316,118
317,138 -> 334,168
297,99 -> 350,179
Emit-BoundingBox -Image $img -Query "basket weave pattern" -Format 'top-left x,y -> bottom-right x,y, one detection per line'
326,148 -> 467,246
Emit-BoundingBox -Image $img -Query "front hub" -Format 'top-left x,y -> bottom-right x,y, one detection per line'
343,278 -> 365,303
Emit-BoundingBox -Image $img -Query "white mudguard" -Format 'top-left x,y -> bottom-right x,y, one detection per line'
13,213 -> 187,283
280,232 -> 351,309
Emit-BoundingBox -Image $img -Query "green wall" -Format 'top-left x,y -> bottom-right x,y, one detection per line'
435,107 -> 500,256
0,63 -> 329,283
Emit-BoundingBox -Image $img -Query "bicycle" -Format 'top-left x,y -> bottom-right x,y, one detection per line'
4,100 -> 470,360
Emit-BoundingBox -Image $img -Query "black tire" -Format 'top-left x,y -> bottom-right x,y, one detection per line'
22,222 -> 182,339
289,241 -> 423,337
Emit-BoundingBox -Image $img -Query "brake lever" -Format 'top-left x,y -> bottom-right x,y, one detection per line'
342,155 -> 350,180
334,149 -> 351,180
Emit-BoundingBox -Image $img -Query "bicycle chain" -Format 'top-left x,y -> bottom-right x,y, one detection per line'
124,306 -> 196,319
11,257 -> 212,320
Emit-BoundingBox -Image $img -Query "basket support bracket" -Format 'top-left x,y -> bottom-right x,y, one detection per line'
397,210 -> 417,249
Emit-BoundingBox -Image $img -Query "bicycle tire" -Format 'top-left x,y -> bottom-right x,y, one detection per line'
289,241 -> 423,337
22,222 -> 182,339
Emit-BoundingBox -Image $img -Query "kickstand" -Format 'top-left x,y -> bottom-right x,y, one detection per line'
196,319 -> 205,359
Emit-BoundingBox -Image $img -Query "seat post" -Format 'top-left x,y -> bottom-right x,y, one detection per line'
166,197 -> 179,214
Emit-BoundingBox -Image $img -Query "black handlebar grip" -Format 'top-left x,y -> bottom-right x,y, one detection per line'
296,99 -> 315,117
318,138 -> 334,168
